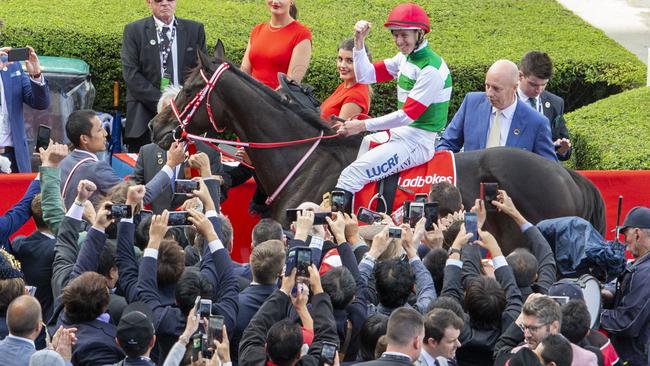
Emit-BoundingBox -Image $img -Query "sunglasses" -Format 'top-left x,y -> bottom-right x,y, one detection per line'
153,0 -> 175,3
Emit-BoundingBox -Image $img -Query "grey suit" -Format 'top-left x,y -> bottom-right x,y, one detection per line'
131,142 -> 224,213
0,335 -> 36,366
121,16 -> 206,145
59,149 -> 171,210
540,90 -> 572,161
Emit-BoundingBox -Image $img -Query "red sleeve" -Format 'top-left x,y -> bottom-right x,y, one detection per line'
342,85 -> 370,115
294,22 -> 312,44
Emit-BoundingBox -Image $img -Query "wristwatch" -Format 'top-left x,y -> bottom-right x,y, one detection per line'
448,247 -> 462,256
362,252 -> 376,263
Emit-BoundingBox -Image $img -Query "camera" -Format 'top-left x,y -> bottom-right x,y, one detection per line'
388,227 -> 402,239
107,204 -> 132,220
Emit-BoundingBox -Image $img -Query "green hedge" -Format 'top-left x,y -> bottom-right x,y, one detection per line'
0,0 -> 645,121
565,86 -> 650,170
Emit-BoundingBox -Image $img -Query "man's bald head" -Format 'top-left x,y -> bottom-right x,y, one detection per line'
7,295 -> 42,339
485,59 -> 519,109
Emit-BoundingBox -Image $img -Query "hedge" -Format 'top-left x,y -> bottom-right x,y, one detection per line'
565,86 -> 650,170
0,0 -> 645,122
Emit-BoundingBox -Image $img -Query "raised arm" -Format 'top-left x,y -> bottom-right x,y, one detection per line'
115,185 -> 146,303
402,223 -> 436,313
38,142 -> 69,235
306,265 -> 339,357
69,200 -> 114,281
0,179 -> 40,250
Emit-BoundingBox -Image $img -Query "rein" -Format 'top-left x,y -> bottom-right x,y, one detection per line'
167,62 -> 338,205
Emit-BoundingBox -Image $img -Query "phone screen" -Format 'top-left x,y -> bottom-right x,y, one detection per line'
388,227 -> 402,238
296,248 -> 312,277
313,212 -> 331,225
191,334 -> 202,360
424,202 -> 438,231
321,342 -> 338,364
402,201 -> 412,223
480,182 -> 499,211
286,208 -> 302,222
285,248 -> 297,276
357,208 -> 381,225
465,212 -> 478,242
35,125 -> 51,152
414,193 -> 428,203
330,191 -> 346,213
168,211 -> 191,226
108,204 -> 132,220
7,48 -> 29,62
199,299 -> 212,318
409,203 -> 424,228
175,179 -> 199,194
208,315 -> 224,344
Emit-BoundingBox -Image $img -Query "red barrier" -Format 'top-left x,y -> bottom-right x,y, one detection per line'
2,170 -> 649,262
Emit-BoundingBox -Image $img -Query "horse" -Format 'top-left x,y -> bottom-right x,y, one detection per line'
150,44 -> 605,255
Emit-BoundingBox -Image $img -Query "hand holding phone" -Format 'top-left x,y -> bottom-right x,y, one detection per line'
7,48 -> 29,62
330,190 -> 347,213
408,202 -> 424,228
35,125 -> 51,152
175,179 -> 199,195
424,202 -> 438,231
320,341 -> 338,365
480,183 -> 499,211
168,211 -> 192,226
464,212 -> 478,243
357,207 -> 382,225
107,204 -> 132,220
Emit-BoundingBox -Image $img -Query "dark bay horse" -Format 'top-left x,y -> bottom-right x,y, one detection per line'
150,46 -> 605,255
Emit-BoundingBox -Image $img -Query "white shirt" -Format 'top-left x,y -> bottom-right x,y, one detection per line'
516,88 -> 542,114
153,16 -> 179,85
488,98 -> 517,146
419,350 -> 439,366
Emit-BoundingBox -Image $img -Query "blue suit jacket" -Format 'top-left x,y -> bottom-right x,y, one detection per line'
231,283 -> 277,365
436,92 -> 558,162
0,335 -> 36,366
0,179 -> 40,251
1,63 -> 50,173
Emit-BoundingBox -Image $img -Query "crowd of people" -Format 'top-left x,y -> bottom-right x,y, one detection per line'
0,0 -> 648,365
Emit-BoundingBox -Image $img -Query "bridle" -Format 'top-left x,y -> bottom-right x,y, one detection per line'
165,61 -> 338,205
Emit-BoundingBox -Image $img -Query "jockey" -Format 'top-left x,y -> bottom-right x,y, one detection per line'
333,3 -> 452,212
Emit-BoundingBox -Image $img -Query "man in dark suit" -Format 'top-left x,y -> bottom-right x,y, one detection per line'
59,109 -> 182,209
436,60 -> 557,162
517,51 -> 572,161
121,0 -> 207,152
355,308 -> 426,366
0,46 -> 50,172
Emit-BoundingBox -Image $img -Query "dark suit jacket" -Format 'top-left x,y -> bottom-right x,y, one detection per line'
231,283 -> 277,365
354,354 -> 415,366
59,149 -> 171,210
12,231 -> 56,321
121,16 -> 206,139
58,314 -> 124,366
131,142 -> 224,213
0,62 -> 50,173
0,179 -> 40,251
436,92 -> 558,162
540,90 -> 572,161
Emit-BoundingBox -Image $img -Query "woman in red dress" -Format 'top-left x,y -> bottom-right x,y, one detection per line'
241,0 -> 312,90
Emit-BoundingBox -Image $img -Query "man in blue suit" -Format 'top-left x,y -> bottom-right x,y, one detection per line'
436,60 -> 557,162
0,295 -> 42,366
0,47 -> 50,172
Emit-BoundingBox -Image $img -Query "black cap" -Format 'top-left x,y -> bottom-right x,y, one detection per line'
618,206 -> 650,232
116,302 -> 155,353
0,249 -> 23,280
548,280 -> 584,301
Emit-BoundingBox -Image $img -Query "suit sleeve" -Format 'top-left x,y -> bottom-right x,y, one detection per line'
131,146 -> 147,185
436,94 -> 468,153
69,227 -> 107,281
411,258 -> 437,314
39,167 -> 65,236
495,262 -> 523,330
94,161 -> 125,195
51,216 -> 82,297
115,221 -> 140,303
143,168 -> 173,205
307,293 -> 340,358
121,23 -> 162,107
552,98 -> 572,161
460,242 -> 484,289
441,262 -> 465,306
1,179 -> 40,249
21,68 -> 50,110
204,238 -> 239,340
533,118 -> 558,162
525,226 -> 556,295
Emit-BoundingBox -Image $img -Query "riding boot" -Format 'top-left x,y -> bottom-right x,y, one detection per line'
333,188 -> 354,215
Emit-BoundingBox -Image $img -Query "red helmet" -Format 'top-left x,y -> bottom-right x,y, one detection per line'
384,3 -> 430,34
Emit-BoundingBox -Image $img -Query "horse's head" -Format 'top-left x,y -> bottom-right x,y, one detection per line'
150,41 -> 228,149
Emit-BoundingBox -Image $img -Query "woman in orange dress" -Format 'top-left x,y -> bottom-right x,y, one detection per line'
241,0 -> 312,89
320,39 -> 371,123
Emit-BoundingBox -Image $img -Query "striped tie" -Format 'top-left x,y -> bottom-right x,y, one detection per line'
486,110 -> 501,148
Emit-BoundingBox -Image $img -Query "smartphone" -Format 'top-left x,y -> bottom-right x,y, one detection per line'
480,182 -> 499,211
175,179 -> 199,195
357,207 -> 382,225
330,190 -> 347,213
35,125 -> 51,152
465,212 -> 478,243
424,202 -> 439,231
191,334 -> 202,361
286,208 -> 302,222
25,286 -> 37,296
7,48 -> 29,62
408,202 -> 424,228
218,143 -> 242,160
388,227 -> 402,239
414,193 -> 428,203
168,211 -> 192,226
107,204 -> 132,220
208,315 -> 224,345
321,341 -> 338,365
138,209 -> 153,223
313,212 -> 332,225
402,201 -> 412,224
550,296 -> 570,305
286,247 -> 312,277
199,298 -> 212,318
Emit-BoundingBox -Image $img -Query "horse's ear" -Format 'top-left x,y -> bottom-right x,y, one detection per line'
197,49 -> 211,70
214,39 -> 225,60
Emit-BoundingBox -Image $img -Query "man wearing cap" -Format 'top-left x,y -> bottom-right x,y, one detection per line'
121,0 -> 206,152
600,206 -> 650,366
115,302 -> 157,366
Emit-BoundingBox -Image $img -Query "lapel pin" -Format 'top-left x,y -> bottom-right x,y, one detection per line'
514,128 -> 521,136
150,39 -> 157,46
544,101 -> 550,108
157,152 -> 163,165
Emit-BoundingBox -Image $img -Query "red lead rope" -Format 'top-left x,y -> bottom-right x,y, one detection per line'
167,62 -> 338,204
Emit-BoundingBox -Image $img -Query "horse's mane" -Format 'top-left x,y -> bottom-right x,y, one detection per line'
188,59 -> 336,134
